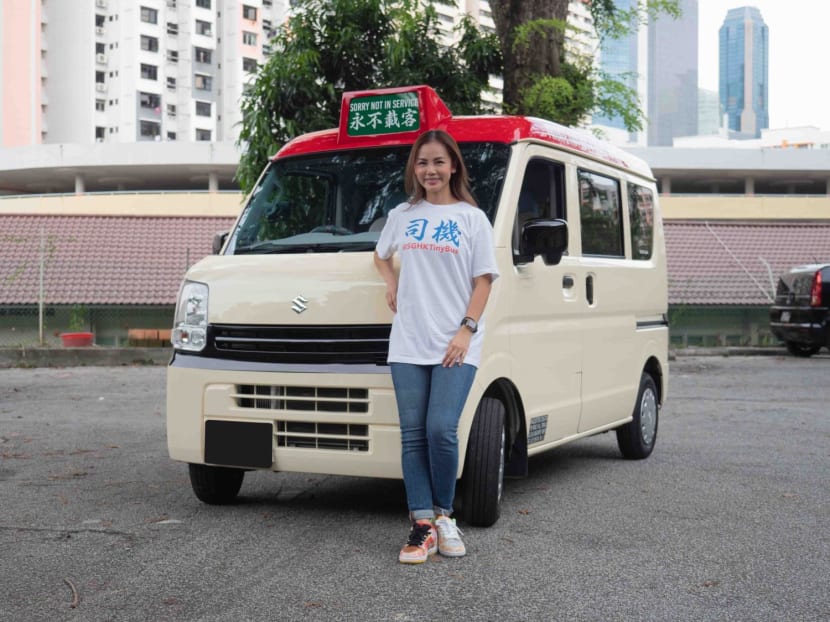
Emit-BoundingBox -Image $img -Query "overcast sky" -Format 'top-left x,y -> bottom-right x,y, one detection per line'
696,0 -> 830,130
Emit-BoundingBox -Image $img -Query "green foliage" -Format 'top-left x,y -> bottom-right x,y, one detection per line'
68,305 -> 88,332
590,0 -> 681,42
235,0 -> 501,194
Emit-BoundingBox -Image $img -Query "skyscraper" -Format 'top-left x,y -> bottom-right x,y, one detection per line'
719,6 -> 769,138
647,0 -> 698,146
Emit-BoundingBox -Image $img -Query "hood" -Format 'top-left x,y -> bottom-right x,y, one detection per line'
185,253 -> 394,325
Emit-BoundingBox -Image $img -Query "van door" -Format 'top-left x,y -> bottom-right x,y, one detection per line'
575,168 -> 640,432
509,153 -> 582,444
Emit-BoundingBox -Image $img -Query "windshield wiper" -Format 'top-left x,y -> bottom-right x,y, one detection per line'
234,240 -> 377,254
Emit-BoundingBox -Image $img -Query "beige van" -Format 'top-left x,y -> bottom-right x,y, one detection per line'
167,85 -> 668,526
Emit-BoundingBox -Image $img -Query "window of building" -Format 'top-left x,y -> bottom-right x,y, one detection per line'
196,128 -> 212,141
167,131 -> 177,140
140,6 -> 158,24
167,76 -> 177,89
95,126 -> 106,141
167,104 -> 177,117
242,31 -> 257,46
242,57 -> 257,73
578,169 -> 623,257
167,50 -> 179,62
140,35 -> 159,52
140,120 -> 161,139
194,47 -> 212,63
195,101 -> 211,116
242,5 -> 257,20
95,70 -> 106,84
139,91 -> 161,109
140,64 -> 158,80
96,14 -> 105,27
96,42 -> 106,54
194,73 -> 212,90
195,20 -> 212,36
628,183 -> 654,260
167,22 -> 178,35
95,99 -> 105,112
196,0 -> 211,7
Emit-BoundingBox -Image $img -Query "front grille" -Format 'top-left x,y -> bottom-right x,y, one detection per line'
208,324 -> 391,364
235,384 -> 368,413
276,421 -> 369,452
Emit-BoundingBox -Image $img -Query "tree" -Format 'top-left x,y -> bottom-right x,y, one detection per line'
235,0 -> 501,193
489,0 -> 680,128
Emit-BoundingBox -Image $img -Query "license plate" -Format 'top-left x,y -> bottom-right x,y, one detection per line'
205,420 -> 273,468
780,311 -> 791,322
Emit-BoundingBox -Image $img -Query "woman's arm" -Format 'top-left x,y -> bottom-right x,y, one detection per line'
373,251 -> 398,313
443,274 -> 493,367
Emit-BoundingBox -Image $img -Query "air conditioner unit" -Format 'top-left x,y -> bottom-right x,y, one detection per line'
96,83 -> 107,92
95,26 -> 104,35
96,53 -> 107,64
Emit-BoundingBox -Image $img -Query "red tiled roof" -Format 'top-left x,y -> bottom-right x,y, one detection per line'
2,215 -> 829,307
666,221 -> 830,306
0,215 -> 235,305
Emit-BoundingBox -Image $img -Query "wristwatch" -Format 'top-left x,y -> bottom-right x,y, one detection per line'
460,316 -> 478,333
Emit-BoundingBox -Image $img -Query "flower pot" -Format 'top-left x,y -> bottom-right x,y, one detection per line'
60,332 -> 94,347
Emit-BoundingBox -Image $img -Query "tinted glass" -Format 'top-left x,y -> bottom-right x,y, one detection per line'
578,169 -> 623,257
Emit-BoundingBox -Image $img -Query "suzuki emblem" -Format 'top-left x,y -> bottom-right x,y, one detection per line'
292,295 -> 309,314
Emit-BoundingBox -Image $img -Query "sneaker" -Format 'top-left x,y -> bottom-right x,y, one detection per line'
398,521 -> 437,564
434,515 -> 466,557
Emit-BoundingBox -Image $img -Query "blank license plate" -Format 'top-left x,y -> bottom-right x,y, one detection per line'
204,420 -> 273,468
780,311 -> 791,322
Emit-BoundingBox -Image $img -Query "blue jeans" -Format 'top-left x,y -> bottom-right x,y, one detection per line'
390,362 -> 477,521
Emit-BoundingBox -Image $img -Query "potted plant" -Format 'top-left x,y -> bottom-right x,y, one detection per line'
60,304 -> 94,347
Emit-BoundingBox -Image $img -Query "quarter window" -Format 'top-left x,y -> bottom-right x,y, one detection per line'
578,169 -> 623,257
628,183 -> 654,260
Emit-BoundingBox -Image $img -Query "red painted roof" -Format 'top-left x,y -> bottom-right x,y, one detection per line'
0,215 -> 235,305
666,221 -> 830,306
1,214 -> 829,307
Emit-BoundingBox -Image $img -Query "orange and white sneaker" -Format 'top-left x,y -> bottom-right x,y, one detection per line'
398,520 -> 437,564
434,515 -> 466,557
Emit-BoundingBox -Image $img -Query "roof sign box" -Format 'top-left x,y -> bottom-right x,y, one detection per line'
337,85 -> 452,145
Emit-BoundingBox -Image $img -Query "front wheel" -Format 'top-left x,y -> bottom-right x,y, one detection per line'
785,342 -> 821,357
460,398 -> 506,527
188,463 -> 244,504
616,373 -> 659,460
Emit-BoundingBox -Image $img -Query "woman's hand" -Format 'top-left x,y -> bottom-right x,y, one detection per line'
443,328 -> 472,367
385,285 -> 397,313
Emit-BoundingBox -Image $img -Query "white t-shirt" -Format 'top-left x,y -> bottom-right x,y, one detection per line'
375,199 -> 500,367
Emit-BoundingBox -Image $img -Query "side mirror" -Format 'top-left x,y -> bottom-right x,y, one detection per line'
521,219 -> 568,265
212,231 -> 229,254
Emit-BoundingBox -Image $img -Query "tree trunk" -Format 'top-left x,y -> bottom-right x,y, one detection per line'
489,0 -> 570,112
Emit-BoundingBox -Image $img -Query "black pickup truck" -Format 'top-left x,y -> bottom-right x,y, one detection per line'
769,263 -> 830,357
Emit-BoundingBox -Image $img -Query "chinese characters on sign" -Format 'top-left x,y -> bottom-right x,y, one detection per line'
347,92 -> 420,136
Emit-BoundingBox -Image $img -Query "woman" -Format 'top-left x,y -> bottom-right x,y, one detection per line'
374,129 -> 499,564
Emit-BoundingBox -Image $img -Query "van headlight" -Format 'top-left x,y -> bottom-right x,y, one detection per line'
172,281 -> 209,352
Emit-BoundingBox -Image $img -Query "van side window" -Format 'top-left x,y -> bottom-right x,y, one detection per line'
578,169 -> 623,257
628,183 -> 654,260
513,158 -> 565,257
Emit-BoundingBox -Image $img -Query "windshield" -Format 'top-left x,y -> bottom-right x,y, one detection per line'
226,143 -> 510,254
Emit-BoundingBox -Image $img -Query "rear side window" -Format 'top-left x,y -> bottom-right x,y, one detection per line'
578,169 -> 623,257
628,183 -> 654,260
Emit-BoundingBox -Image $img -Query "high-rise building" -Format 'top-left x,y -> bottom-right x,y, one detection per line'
0,0 -> 289,147
719,6 -> 768,138
647,0 -> 698,146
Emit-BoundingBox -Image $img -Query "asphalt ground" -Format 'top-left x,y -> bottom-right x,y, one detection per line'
0,354 -> 828,621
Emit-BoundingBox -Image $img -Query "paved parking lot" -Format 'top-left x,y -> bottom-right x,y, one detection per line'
1,355 -> 828,621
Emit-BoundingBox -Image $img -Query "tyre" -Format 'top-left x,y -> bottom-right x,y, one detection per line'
616,373 -> 659,460
188,463 -> 244,504
460,398 -> 506,527
785,342 -> 821,357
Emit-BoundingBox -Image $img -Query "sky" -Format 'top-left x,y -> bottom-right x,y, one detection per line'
697,0 -> 830,130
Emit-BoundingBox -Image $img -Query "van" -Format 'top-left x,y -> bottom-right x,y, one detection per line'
167,85 -> 668,526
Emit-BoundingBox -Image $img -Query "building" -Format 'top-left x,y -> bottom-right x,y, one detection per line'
0,0 -> 289,147
647,0 -> 698,146
719,6 -> 769,138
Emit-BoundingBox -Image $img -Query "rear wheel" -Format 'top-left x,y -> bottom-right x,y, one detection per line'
785,342 -> 821,357
460,398 -> 506,527
188,463 -> 244,504
616,373 -> 659,460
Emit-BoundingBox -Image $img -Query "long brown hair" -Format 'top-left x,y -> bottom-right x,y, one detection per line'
404,130 -> 477,206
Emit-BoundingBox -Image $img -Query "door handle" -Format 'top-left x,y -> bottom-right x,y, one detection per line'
562,275 -> 574,289
586,275 -> 594,305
